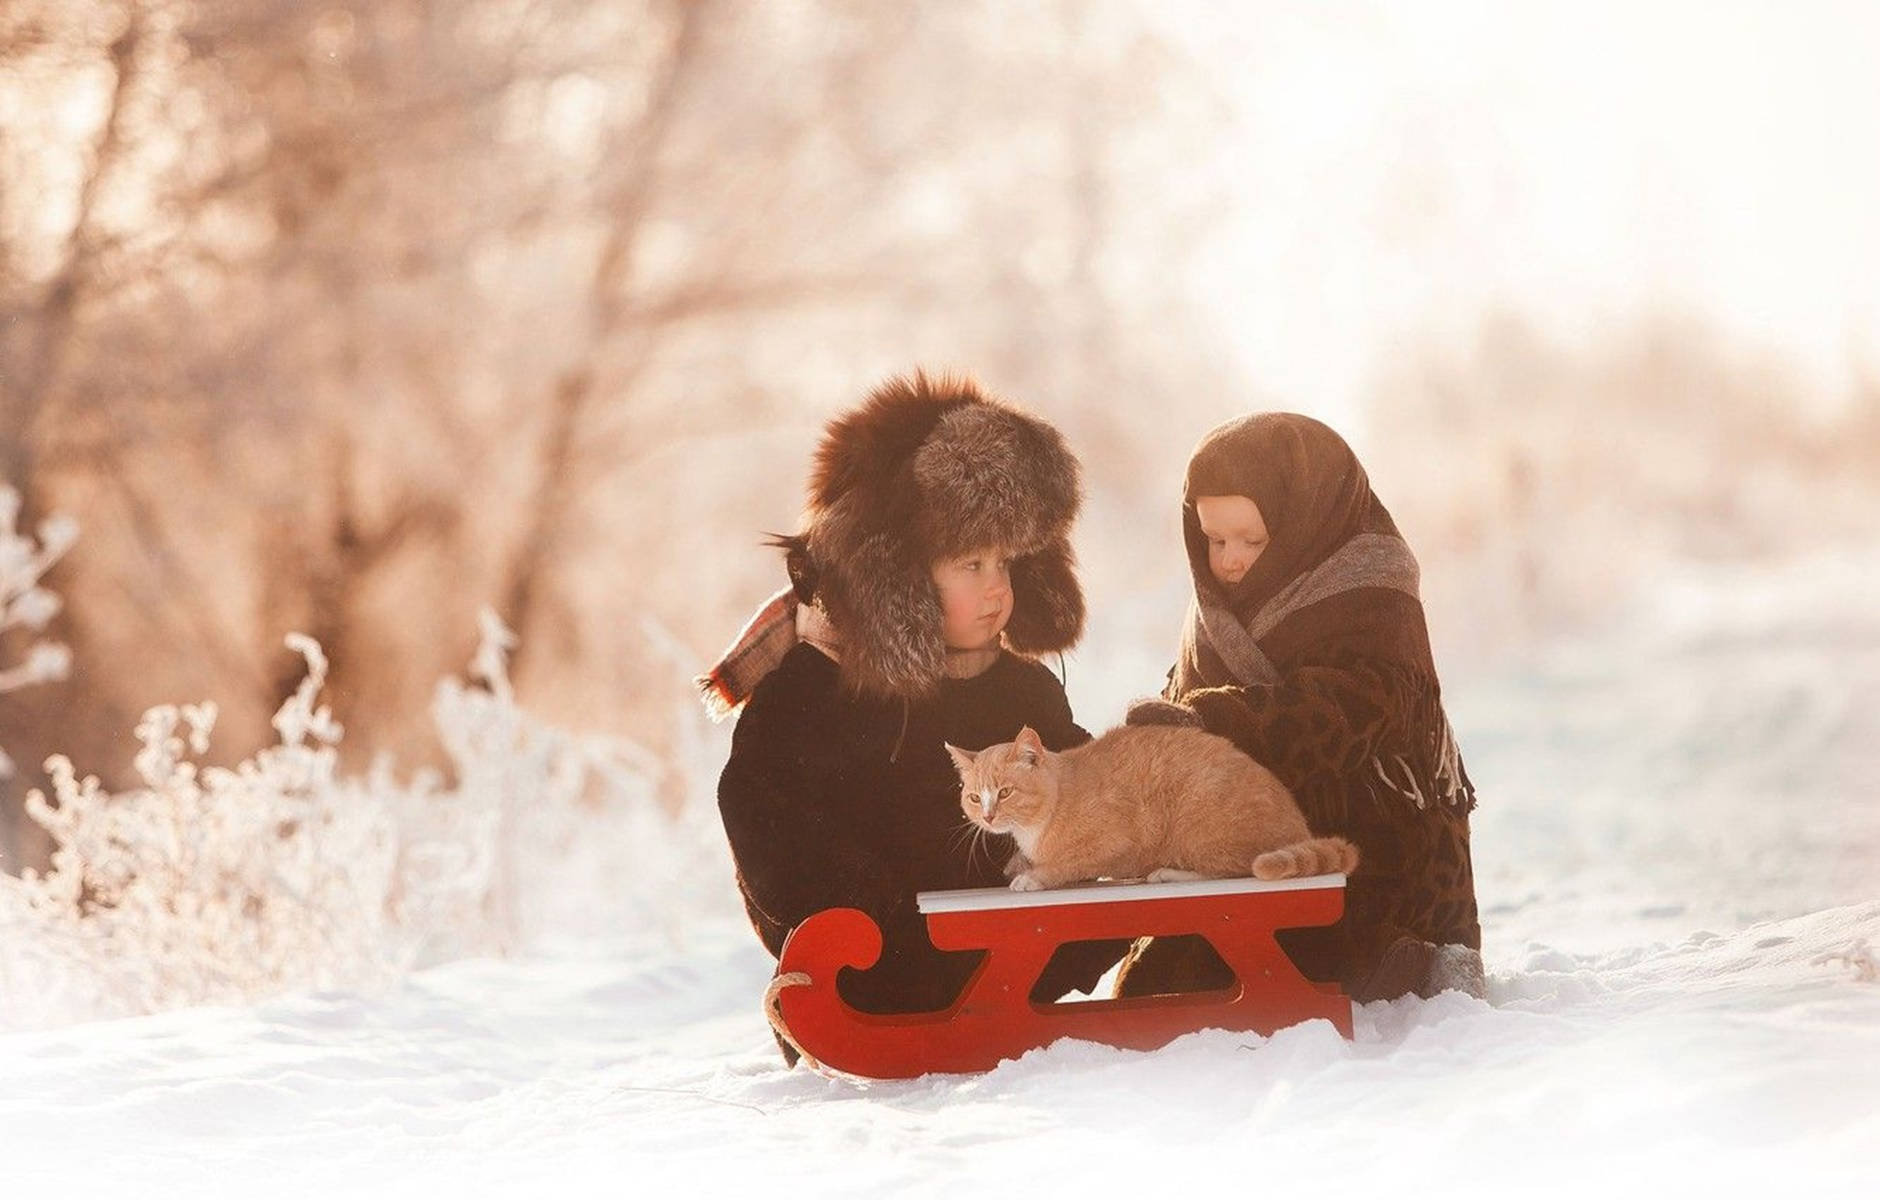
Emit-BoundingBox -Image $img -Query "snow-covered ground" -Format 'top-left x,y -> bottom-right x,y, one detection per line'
4,548 -> 1878,1197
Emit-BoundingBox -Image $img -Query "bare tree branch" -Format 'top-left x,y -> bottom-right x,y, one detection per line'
4,11 -> 143,494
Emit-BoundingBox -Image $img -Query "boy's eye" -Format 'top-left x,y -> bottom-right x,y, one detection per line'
997,786 -> 1013,799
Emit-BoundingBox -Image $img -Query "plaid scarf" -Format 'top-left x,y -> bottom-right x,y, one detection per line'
697,587 -> 842,721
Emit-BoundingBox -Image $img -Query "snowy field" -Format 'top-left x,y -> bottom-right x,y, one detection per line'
3,548 -> 1877,1198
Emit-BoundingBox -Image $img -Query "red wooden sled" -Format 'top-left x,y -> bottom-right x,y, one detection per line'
771,873 -> 1352,1079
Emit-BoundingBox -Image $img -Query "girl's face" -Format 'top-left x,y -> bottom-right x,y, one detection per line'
1195,494 -> 1270,587
931,547 -> 1014,652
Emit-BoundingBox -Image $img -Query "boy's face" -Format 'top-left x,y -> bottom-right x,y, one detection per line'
1195,494 -> 1270,587
931,547 -> 1015,652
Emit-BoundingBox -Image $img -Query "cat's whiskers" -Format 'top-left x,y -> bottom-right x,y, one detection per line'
949,815 -> 999,876
946,815 -> 978,851
971,824 -> 996,875
947,817 -> 985,870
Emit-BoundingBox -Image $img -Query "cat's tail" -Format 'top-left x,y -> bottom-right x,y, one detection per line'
1252,837 -> 1359,880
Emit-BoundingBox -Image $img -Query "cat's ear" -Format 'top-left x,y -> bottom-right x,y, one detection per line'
944,743 -> 976,778
1013,725 -> 1045,766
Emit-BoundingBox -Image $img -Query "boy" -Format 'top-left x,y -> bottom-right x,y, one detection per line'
702,373 -> 1107,1056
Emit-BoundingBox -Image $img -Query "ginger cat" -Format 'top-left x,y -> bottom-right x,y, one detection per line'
946,725 -> 1357,891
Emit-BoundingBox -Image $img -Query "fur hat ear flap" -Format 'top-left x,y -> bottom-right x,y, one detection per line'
1002,537 -> 1085,656
806,487 -> 946,699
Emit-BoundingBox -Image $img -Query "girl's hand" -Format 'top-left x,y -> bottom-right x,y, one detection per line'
1124,697 -> 1203,728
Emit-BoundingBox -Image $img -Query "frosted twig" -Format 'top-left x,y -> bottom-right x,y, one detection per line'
1,482 -> 77,776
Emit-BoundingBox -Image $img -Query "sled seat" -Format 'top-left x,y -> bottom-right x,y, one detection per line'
771,873 -> 1352,1079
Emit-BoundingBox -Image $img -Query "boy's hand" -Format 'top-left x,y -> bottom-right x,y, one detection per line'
1124,697 -> 1203,728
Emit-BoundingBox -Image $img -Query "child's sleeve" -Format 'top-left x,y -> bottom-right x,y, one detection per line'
1179,659 -> 1406,831
716,683 -> 900,949
1024,660 -> 1091,750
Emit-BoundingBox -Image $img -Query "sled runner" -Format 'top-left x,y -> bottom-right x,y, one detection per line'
770,873 -> 1353,1079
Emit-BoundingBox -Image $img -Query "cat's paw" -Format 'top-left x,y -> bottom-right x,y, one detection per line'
1002,852 -> 1031,879
1009,872 -> 1046,892
1147,867 -> 1206,883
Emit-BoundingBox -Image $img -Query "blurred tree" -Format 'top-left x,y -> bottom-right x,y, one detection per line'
1365,313 -> 1880,661
9,1 -> 1871,871
1,0 -> 1247,860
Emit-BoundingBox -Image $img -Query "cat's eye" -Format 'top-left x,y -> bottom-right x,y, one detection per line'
997,786 -> 1013,800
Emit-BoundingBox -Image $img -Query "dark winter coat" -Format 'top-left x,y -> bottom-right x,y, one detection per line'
1120,413 -> 1482,1003
718,642 -> 1106,1017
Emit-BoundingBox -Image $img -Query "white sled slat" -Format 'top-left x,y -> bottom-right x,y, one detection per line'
917,873 -> 1347,914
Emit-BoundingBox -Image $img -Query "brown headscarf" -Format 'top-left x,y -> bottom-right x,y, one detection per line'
1184,414 -> 1398,614
1172,413 -> 1435,695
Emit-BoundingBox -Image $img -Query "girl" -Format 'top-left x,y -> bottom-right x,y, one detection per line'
1126,412 -> 1484,1002
702,373 -> 1110,1059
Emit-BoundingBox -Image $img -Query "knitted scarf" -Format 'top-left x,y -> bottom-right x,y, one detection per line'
1173,531 -> 1420,693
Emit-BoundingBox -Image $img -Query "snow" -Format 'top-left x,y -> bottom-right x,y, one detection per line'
4,910 -> 1876,1196
4,548 -> 1878,1197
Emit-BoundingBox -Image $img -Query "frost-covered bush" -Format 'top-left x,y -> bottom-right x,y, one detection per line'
424,610 -> 735,958
0,610 -> 731,1031
0,483 -> 78,778
0,636 -> 407,1024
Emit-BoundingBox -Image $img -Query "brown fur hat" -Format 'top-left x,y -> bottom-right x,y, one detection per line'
779,371 -> 1085,699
